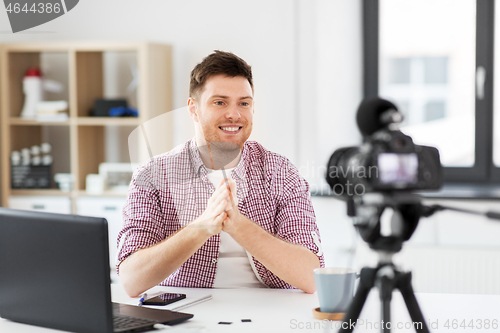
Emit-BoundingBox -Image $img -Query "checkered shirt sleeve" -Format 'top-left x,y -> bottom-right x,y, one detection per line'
116,161 -> 166,271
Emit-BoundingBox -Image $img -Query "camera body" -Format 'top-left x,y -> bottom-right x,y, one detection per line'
326,125 -> 443,196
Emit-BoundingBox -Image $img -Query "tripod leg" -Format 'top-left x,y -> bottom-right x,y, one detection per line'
397,272 -> 430,333
379,273 -> 394,333
338,267 -> 376,333
382,299 -> 391,333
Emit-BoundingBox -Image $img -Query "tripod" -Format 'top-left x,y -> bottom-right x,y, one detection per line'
339,253 -> 429,333
338,193 -> 430,333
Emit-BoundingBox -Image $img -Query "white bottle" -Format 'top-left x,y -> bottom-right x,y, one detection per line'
20,67 -> 44,119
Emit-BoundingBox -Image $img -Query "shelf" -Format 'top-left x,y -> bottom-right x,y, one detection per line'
10,117 -> 70,126
76,117 -> 140,126
1,41 -> 153,52
10,189 -> 71,196
1,42 -> 172,212
11,189 -> 128,198
9,117 -> 141,126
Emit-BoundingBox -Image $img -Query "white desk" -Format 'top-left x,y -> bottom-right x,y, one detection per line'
1,283 -> 499,332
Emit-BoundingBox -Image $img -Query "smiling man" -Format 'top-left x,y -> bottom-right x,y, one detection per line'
117,51 -> 324,297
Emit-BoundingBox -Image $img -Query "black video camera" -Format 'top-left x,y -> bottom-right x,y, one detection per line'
325,97 -> 443,196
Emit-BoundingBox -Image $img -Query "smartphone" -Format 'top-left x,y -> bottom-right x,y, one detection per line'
142,293 -> 186,306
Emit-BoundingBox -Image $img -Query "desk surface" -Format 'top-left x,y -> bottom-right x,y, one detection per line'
1,283 -> 499,332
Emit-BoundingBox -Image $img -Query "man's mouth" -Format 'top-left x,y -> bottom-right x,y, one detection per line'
219,126 -> 242,134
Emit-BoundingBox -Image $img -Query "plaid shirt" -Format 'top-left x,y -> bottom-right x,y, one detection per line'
117,139 -> 325,289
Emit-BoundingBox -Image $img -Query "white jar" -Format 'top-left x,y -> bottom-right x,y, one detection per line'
20,67 -> 44,119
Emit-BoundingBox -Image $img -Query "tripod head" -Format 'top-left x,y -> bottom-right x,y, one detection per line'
347,192 -> 423,253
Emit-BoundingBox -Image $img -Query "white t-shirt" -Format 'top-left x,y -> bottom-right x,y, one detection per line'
206,168 -> 266,288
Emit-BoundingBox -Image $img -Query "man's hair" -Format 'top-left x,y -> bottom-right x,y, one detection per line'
189,50 -> 253,99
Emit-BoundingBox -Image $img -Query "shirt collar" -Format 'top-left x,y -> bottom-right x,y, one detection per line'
188,138 -> 248,179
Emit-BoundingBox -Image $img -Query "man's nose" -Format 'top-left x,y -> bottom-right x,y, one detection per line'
225,105 -> 241,119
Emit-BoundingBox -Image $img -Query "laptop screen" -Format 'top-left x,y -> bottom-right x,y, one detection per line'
0,208 -> 113,333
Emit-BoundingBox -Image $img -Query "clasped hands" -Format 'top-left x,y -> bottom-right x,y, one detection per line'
192,177 -> 245,237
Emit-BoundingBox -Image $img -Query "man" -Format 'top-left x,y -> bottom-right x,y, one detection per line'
117,51 -> 324,297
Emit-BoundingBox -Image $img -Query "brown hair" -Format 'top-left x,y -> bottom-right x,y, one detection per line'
189,50 -> 253,98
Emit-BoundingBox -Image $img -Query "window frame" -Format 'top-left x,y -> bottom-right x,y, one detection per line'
363,0 -> 498,184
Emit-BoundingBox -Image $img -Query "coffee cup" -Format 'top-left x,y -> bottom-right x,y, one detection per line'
314,267 -> 358,313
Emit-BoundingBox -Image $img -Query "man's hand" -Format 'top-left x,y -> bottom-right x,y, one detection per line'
191,178 -> 232,236
220,178 -> 245,235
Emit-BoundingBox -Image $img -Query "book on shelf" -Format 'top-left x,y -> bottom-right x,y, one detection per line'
35,100 -> 69,122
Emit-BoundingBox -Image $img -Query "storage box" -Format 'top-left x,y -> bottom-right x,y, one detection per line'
9,196 -> 71,214
11,165 -> 51,189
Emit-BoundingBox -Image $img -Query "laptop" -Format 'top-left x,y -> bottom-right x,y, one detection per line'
0,207 -> 193,333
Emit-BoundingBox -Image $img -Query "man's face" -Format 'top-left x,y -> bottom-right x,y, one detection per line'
189,74 -> 254,149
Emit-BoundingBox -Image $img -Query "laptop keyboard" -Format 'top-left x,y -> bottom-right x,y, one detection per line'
113,314 -> 158,332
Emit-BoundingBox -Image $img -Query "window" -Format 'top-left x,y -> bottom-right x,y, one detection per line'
382,56 -> 450,125
364,0 -> 499,183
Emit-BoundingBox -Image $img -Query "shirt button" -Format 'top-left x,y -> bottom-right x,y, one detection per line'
212,258 -> 217,264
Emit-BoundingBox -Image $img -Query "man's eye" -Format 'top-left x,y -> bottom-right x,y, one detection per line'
241,102 -> 249,106
215,101 -> 225,106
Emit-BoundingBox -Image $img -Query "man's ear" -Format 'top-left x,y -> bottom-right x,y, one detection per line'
187,97 -> 199,122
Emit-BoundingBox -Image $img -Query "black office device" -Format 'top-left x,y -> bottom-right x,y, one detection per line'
143,293 -> 186,306
92,99 -> 128,117
0,208 -> 193,333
